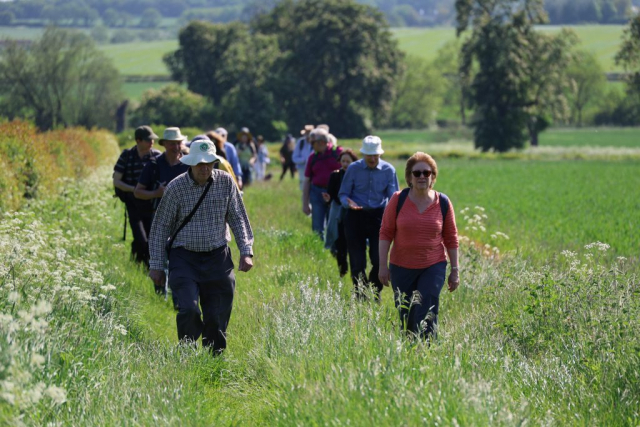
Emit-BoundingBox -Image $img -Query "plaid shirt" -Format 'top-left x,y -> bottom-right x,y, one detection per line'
149,169 -> 254,270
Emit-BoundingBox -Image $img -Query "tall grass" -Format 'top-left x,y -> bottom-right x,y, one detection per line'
0,153 -> 637,424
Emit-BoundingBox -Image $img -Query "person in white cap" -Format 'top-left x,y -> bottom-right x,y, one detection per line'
213,127 -> 243,189
148,139 -> 254,355
338,135 -> 399,299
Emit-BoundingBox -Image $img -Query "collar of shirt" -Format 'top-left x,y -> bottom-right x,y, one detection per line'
359,158 -> 383,171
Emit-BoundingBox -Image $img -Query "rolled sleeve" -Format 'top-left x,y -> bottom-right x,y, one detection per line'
226,180 -> 254,256
148,186 -> 179,270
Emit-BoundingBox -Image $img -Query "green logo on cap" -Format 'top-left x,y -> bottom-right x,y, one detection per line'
199,143 -> 208,152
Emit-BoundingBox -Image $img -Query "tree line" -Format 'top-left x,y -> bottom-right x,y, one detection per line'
1,0 -> 639,151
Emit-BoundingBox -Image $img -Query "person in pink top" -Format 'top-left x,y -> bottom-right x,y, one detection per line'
378,152 -> 460,340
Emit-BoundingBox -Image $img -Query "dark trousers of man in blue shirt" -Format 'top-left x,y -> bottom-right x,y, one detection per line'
344,208 -> 385,298
124,197 -> 153,267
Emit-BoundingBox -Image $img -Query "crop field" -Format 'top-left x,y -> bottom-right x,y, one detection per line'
393,24 -> 626,72
0,124 -> 638,424
123,81 -> 172,101
100,40 -> 177,76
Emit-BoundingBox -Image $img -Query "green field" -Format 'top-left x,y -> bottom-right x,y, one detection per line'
100,40 -> 177,76
123,81 -> 172,101
393,24 -> 626,72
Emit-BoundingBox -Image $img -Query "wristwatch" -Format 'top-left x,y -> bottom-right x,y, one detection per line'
451,266 -> 459,271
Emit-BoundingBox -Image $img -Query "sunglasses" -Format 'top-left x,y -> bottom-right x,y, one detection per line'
411,170 -> 433,178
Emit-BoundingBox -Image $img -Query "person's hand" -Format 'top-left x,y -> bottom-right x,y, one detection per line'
322,192 -> 330,203
155,183 -> 166,198
149,269 -> 166,287
448,270 -> 460,292
239,255 -> 253,272
238,178 -> 243,190
346,198 -> 362,210
303,204 -> 311,216
378,264 -> 391,287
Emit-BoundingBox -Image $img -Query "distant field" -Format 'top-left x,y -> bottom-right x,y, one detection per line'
393,24 -> 625,71
0,24 -> 627,76
373,127 -> 640,149
100,40 -> 177,76
538,127 -> 640,147
123,81 -> 172,101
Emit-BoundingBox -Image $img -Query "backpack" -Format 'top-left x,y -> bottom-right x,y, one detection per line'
114,148 -> 132,203
396,188 -> 449,223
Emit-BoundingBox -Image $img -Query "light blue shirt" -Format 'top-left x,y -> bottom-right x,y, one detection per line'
225,142 -> 242,179
339,159 -> 399,210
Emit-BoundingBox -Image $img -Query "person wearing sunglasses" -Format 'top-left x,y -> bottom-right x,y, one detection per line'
378,152 -> 459,341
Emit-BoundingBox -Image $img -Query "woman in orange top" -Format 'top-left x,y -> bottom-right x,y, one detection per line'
378,152 -> 460,340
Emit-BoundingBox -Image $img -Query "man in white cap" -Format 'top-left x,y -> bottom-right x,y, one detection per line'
339,135 -> 399,298
214,127 -> 243,189
148,139 -> 254,355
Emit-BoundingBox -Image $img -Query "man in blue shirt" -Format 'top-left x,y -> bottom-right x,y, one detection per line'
339,136 -> 399,298
214,127 -> 243,189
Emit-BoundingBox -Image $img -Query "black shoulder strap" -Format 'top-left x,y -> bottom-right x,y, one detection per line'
166,178 -> 213,252
395,189 -> 449,222
439,192 -> 449,222
395,188 -> 410,219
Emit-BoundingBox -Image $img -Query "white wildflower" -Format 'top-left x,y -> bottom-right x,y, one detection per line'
31,353 -> 45,367
100,284 -> 116,292
45,386 -> 67,405
32,300 -> 52,317
7,292 -> 20,304
114,323 -> 127,336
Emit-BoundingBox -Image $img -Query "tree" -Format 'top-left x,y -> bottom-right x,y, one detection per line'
253,0 -> 403,137
140,8 -> 162,28
386,56 -> 445,128
433,39 -> 470,125
616,13 -> 640,103
130,83 -> 209,128
164,21 -> 284,139
0,27 -> 123,131
566,50 -> 606,126
456,0 -> 575,151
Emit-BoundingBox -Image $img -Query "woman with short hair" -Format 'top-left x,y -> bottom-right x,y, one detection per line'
378,152 -> 460,340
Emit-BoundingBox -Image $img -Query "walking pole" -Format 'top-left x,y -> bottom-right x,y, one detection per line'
122,209 -> 128,241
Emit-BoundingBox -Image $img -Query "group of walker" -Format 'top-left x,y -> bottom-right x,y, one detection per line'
298,125 -> 461,340
113,123 -> 461,354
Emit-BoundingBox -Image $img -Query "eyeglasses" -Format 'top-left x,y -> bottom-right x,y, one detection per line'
411,170 -> 433,178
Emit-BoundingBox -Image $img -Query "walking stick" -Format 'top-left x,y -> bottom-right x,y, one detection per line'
122,209 -> 127,241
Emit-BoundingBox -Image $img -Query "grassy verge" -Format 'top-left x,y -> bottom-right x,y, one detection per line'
1,159 -> 638,424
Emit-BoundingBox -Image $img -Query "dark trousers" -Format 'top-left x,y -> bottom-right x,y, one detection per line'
335,221 -> 348,276
124,199 -> 152,267
280,162 -> 296,180
344,208 -> 385,296
390,261 -> 447,340
169,246 -> 235,354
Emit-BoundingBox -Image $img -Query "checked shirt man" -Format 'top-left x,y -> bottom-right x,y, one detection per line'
148,140 -> 254,354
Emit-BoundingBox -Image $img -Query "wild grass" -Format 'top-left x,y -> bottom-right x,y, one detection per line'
0,135 -> 637,424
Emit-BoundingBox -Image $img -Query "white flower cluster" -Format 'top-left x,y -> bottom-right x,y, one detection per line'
458,206 -> 506,257
0,171 -> 123,414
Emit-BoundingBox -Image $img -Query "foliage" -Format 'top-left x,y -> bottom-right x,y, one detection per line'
253,0 -> 404,137
616,12 -> 640,107
129,83 -> 210,129
457,0 -> 576,151
0,27 -> 123,131
139,7 -> 162,28
566,50 -> 607,126
385,56 -> 445,129
164,21 -> 283,139
0,120 -> 119,212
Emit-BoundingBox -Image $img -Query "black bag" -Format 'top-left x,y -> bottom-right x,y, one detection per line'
165,178 -> 213,258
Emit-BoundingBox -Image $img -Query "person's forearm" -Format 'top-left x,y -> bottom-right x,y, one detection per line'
133,187 -> 158,200
379,240 -> 392,267
302,179 -> 311,206
447,248 -> 459,268
114,179 -> 134,192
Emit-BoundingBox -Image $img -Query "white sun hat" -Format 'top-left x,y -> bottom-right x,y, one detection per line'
158,127 -> 188,146
180,139 -> 221,166
360,135 -> 384,155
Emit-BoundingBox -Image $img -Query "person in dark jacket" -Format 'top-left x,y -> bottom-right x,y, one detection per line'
279,134 -> 297,181
322,149 -> 358,277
